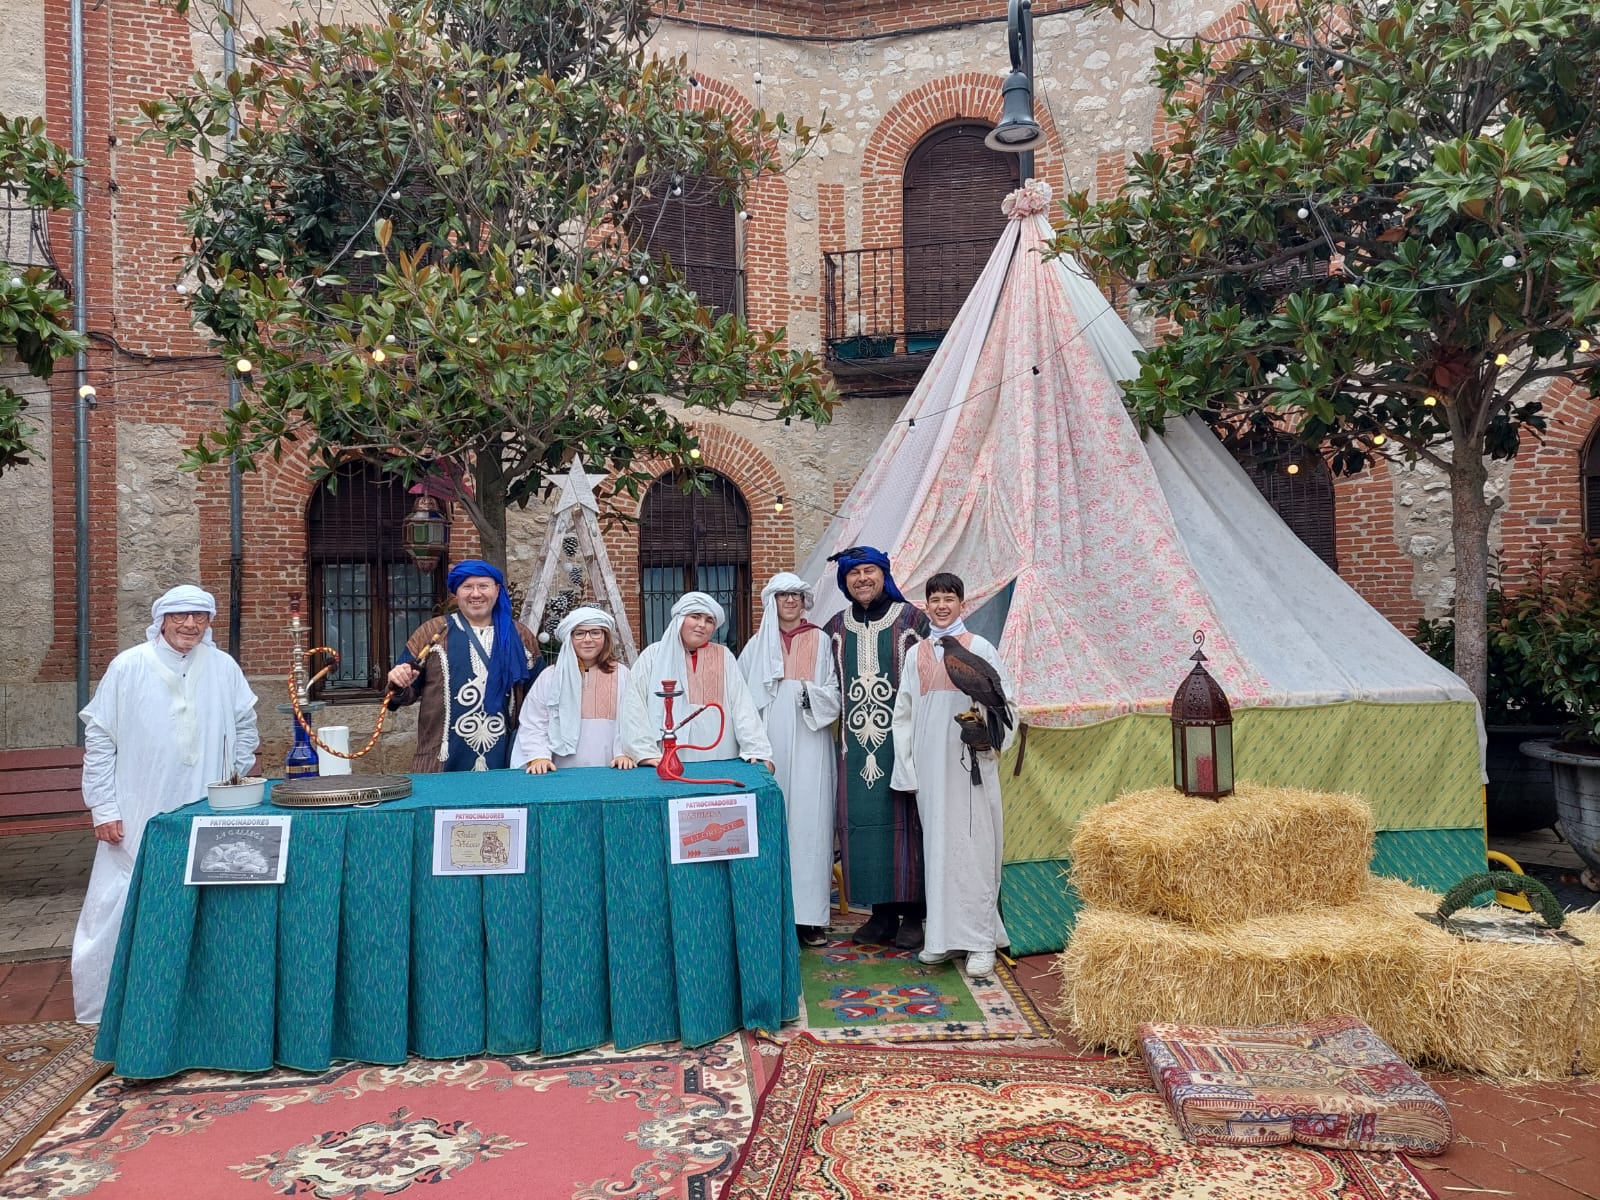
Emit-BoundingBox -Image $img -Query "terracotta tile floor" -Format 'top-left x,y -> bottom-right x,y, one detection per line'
3,950 -> 1596,1196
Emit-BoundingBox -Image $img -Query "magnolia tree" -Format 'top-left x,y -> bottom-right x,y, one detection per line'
0,115 -> 86,475
1055,0 -> 1600,705
143,0 -> 835,564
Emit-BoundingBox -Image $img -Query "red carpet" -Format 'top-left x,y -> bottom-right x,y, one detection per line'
722,1036 -> 1438,1199
0,1037 -> 765,1199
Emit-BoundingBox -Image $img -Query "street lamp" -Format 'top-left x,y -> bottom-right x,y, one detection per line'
984,0 -> 1046,179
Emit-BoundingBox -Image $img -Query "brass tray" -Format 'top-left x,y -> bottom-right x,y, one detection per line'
270,774 -> 414,808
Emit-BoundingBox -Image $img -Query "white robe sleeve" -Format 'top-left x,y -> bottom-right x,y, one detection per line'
722,647 -> 774,760
890,649 -> 920,793
510,672 -> 557,768
611,664 -> 631,760
800,637 -> 842,732
229,665 -> 260,776
80,712 -> 121,827
619,647 -> 663,761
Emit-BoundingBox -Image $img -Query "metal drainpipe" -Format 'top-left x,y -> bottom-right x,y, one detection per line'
70,0 -> 89,736
225,3 -> 244,660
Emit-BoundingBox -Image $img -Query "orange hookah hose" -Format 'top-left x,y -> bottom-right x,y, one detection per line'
288,626 -> 445,760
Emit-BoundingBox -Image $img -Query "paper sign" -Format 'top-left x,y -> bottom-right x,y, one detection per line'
432,809 -> 528,876
667,793 -> 759,864
185,816 -> 292,885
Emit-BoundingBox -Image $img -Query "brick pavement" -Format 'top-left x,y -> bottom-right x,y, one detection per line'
0,830 -> 96,962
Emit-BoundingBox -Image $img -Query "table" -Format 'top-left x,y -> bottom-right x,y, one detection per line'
93,762 -> 798,1078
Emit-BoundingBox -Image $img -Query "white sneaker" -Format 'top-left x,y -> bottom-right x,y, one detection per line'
918,949 -> 958,965
964,951 -> 996,978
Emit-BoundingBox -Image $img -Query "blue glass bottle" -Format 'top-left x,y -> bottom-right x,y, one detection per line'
285,719 -> 319,779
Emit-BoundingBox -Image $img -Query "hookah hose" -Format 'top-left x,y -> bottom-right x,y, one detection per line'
288,625 -> 447,759
656,702 -> 744,787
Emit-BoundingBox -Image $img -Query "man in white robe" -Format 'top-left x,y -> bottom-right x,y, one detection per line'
620,592 -> 772,767
890,573 -> 1014,979
739,573 -> 842,945
73,584 -> 259,1023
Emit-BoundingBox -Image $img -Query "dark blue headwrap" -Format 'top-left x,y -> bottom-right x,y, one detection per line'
829,545 -> 907,603
446,559 -> 532,708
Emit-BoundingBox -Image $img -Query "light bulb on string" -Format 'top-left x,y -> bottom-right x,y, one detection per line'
739,211 -> 751,221
1494,352 -> 1509,366
773,494 -> 784,513
1371,433 -> 1387,446
908,417 -> 916,430
551,285 -> 562,297
235,357 -> 253,374
627,359 -> 640,371
688,447 -> 701,460
1296,207 -> 1310,219
371,348 -> 387,364
385,334 -> 397,344
1285,463 -> 1300,475
1581,339 -> 1592,353
638,274 -> 650,286
466,335 -> 480,345
7,276 -> 20,287
1501,254 -> 1518,269
514,284 -> 527,297
175,283 -> 188,294
1424,395 -> 1438,406
77,384 -> 96,399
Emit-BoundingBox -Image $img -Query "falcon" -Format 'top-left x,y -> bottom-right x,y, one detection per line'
938,637 -> 1014,781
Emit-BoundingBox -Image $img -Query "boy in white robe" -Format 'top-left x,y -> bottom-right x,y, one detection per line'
511,606 -> 634,771
620,592 -> 773,767
890,573 -> 1014,979
73,584 -> 259,1023
739,573 -> 842,946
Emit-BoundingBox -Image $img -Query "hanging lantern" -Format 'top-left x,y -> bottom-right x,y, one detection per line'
1171,630 -> 1234,799
402,492 -> 450,573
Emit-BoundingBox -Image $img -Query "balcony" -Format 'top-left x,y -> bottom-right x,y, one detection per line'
822,239 -> 994,379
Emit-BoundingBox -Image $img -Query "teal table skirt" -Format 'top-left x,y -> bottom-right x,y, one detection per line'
94,763 -> 799,1078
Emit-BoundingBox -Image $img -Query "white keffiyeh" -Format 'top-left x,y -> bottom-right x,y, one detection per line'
740,572 -> 814,711
545,606 -> 616,757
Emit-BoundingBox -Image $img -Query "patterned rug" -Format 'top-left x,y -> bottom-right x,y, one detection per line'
791,929 -> 1052,1043
0,1023 -> 108,1175
0,1037 -> 761,1199
721,1037 -> 1437,1199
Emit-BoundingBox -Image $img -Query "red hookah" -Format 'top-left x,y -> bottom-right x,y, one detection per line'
655,679 -> 742,786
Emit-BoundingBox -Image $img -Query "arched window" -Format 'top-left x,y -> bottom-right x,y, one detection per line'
628,173 -> 743,318
1227,433 -> 1339,570
1585,421 -> 1600,540
307,462 -> 445,699
902,124 -> 1020,345
638,469 -> 752,649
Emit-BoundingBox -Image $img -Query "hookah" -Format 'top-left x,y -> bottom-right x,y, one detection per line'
654,679 -> 742,787
283,595 -> 445,766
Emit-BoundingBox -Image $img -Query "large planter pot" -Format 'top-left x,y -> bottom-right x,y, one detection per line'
1520,738 -> 1600,878
1485,725 -> 1561,834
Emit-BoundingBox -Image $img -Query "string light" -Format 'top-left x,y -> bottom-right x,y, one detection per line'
1296,207 -> 1310,220
7,277 -> 20,287
908,417 -> 916,430
739,211 -> 751,221
1424,395 -> 1438,406
466,335 -> 479,345
385,334 -> 397,344
175,283 -> 188,294
1031,365 -> 1040,375
77,384 -> 96,399
1285,463 -> 1300,475
626,359 -> 640,371
1494,352 -> 1509,366
234,357 -> 253,374
1371,433 -> 1386,446
1501,254 -> 1518,269
514,284 -> 527,297
638,273 -> 650,286
551,285 -> 562,297
371,348 -> 387,364
773,494 -> 784,513
1581,339 -> 1592,353
688,447 -> 701,460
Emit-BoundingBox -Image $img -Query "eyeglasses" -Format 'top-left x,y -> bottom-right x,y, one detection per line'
569,628 -> 608,639
166,613 -> 211,626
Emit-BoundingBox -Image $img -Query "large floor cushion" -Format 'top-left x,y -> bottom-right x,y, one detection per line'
1138,1015 -> 1453,1155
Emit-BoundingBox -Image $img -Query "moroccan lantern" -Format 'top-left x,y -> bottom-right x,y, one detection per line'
1171,630 -> 1234,799
401,491 -> 450,573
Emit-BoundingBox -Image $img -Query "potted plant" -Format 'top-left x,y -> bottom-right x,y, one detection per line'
1498,545 -> 1600,888
1414,584 -> 1567,833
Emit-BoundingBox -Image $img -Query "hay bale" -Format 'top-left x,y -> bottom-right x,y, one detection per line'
1069,784 -> 1373,928
1056,878 -> 1600,1083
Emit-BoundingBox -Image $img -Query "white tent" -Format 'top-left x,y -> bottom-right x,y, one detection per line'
802,182 -> 1485,952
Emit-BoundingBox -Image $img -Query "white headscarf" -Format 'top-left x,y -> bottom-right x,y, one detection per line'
545,606 -> 616,757
654,591 -> 727,699
741,572 -> 814,711
145,584 -> 218,647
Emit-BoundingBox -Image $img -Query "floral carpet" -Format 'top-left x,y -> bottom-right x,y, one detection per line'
791,930 -> 1052,1044
0,1023 -> 108,1174
721,1037 -> 1437,1200
0,1037 -> 761,1199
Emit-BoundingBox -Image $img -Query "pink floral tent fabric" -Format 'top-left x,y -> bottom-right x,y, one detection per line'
800,182 -> 1474,731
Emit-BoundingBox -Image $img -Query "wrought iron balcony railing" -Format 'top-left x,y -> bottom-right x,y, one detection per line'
822,239 -> 995,367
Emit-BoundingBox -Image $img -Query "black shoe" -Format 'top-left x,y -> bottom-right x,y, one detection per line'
798,925 -> 829,947
892,917 -> 925,952
851,911 -> 900,945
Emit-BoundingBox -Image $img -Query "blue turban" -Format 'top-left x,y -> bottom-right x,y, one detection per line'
830,545 -> 906,603
446,559 -> 532,708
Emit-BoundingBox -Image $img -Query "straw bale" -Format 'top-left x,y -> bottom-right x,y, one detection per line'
1069,783 -> 1373,928
1056,878 -> 1600,1083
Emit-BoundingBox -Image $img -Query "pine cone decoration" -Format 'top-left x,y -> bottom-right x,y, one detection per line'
566,564 -> 585,588
562,534 -> 579,556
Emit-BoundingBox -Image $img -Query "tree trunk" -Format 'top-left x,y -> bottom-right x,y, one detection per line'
1448,441 -> 1493,711
471,450 -> 510,571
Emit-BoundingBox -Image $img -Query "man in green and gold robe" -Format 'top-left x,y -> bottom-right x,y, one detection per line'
824,546 -> 930,949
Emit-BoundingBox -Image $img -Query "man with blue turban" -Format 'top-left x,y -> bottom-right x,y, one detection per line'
386,559 -> 541,772
822,546 -> 930,949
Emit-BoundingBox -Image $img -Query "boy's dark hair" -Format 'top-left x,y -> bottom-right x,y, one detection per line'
925,572 -> 965,600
